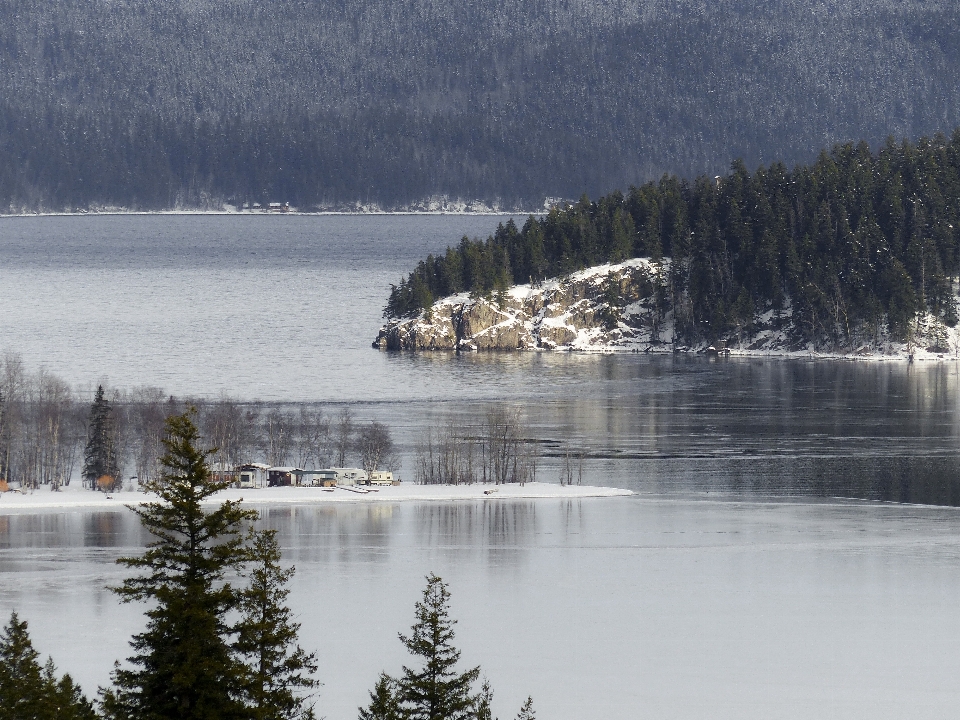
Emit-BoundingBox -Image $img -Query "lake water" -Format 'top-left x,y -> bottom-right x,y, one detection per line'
3,215 -> 960,718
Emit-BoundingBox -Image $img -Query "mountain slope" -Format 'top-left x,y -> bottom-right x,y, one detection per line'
2,0 -> 960,209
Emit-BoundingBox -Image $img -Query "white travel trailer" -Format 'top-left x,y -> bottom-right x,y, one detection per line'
368,471 -> 394,486
330,468 -> 368,486
237,463 -> 269,488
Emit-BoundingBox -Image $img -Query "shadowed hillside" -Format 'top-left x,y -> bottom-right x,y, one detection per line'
2,0 -> 960,210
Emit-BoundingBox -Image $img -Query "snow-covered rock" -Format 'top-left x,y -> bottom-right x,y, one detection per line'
374,258 -> 960,359
373,259 -> 669,351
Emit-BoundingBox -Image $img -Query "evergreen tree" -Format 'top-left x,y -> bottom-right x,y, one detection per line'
397,574 -> 480,720
82,384 -> 119,491
360,576 -> 531,720
235,529 -> 319,720
514,697 -> 535,720
0,611 -> 97,720
358,673 -> 402,720
472,679 -> 495,720
101,409 -> 258,720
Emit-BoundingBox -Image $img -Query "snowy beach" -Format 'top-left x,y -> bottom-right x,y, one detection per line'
0,482 -> 633,513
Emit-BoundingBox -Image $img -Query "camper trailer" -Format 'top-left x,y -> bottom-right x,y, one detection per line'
330,468 -> 367,486
237,463 -> 269,488
368,471 -> 394,486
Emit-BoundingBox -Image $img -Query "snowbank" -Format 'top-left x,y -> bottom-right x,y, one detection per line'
0,482 -> 633,513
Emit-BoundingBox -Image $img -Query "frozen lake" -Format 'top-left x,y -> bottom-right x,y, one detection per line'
3,214 -> 960,718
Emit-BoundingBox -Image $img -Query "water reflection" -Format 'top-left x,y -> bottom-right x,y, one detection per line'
362,359 -> 960,507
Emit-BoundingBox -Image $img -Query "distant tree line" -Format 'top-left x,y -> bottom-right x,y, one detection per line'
385,133 -> 960,348
0,354 -> 397,490
2,0 -> 960,210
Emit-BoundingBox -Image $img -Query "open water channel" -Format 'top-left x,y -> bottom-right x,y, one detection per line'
2,215 -> 960,719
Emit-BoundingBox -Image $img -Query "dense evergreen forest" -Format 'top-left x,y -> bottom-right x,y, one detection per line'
2,0 -> 960,210
385,134 -> 960,348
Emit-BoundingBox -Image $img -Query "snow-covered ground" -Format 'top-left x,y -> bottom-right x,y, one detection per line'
0,482 -> 633,512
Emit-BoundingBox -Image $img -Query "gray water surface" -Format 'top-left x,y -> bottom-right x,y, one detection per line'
3,215 -> 960,718
3,497 -> 960,720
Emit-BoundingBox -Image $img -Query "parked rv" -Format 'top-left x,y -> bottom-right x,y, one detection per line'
237,463 -> 269,488
368,471 -> 394,486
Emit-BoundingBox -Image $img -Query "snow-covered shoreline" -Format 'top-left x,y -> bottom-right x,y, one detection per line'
0,482 -> 633,513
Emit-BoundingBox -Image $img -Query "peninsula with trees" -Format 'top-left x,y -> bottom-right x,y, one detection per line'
376,134 -> 960,357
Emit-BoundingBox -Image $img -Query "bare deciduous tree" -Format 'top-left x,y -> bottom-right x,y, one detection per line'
126,387 -> 170,486
356,421 -> 399,474
333,408 -> 354,467
261,409 -> 292,468
416,408 -> 537,485
294,407 -> 331,469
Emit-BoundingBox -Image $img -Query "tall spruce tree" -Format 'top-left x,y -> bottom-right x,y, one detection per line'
235,529 -> 319,720
398,574 -> 480,720
83,385 -> 119,491
360,573 -> 482,720
101,409 -> 258,720
0,611 -> 97,720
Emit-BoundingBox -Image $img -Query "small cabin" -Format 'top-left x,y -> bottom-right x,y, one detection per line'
267,466 -> 300,487
210,462 -> 239,486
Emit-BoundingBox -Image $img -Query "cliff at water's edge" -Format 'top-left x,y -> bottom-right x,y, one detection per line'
374,259 -> 960,359
374,259 -> 666,351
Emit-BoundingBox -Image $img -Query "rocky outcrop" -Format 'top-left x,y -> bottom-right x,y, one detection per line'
373,259 -> 669,351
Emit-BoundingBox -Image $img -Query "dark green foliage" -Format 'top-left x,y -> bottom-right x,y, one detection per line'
386,133 -> 960,346
101,409 -> 259,720
358,674 -> 403,720
0,611 -> 97,720
398,574 -> 480,720
473,680 -> 495,720
235,530 -> 319,720
514,697 -> 535,720
361,574 -> 485,720
82,384 -> 119,491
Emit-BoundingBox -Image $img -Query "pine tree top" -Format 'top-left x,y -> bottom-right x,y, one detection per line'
398,574 -> 480,720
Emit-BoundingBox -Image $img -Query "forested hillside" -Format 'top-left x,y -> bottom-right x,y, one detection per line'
1,0 -> 960,211
384,134 -> 960,349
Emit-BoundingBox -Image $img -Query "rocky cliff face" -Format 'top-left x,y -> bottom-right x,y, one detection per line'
373,259 -> 669,351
